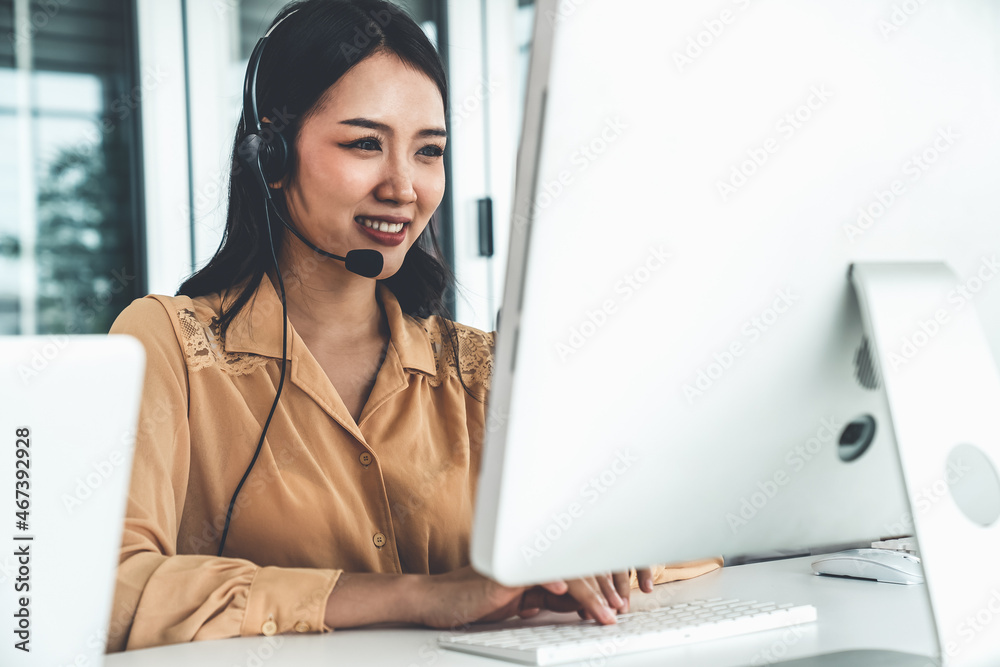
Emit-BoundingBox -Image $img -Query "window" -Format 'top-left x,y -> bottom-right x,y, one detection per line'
1,0 -> 145,335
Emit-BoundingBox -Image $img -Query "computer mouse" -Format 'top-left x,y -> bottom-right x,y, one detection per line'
811,548 -> 924,585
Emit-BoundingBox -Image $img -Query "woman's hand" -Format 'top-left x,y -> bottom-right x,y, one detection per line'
416,565 -> 655,630
517,567 -> 655,622
416,565 -> 568,629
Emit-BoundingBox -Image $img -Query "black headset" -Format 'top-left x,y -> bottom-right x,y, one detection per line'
236,14 -> 293,199
217,9 -> 383,556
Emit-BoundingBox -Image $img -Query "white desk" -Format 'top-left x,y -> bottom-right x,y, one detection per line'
105,556 -> 938,666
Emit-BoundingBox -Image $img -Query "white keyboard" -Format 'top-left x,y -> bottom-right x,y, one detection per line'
438,597 -> 817,665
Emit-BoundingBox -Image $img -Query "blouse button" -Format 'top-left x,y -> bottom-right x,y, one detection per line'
373,532 -> 386,548
261,617 -> 278,636
359,452 -> 372,467
294,621 -> 311,633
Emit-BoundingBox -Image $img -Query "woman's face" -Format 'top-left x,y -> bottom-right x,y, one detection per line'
282,50 -> 447,281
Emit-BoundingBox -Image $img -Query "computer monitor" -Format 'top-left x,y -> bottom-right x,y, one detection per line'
472,0 -> 1000,660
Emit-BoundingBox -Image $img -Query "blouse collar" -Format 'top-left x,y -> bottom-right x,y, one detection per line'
220,274 -> 437,376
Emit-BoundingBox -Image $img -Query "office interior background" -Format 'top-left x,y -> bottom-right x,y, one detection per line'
0,0 -> 537,336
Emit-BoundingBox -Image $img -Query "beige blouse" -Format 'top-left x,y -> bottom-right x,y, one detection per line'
106,275 -> 721,652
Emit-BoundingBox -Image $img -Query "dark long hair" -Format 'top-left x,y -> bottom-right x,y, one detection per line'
178,0 -> 455,333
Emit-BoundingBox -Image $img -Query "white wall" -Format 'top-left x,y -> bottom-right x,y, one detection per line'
446,0 -> 523,332
184,0 -> 249,272
135,0 -> 193,296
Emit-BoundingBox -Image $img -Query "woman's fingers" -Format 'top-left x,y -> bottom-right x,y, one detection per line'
595,572 -> 626,612
516,569 -> 645,624
519,585 -> 569,613
540,580 -> 569,596
566,577 -> 617,624
519,586 -> 548,612
636,567 -> 654,593
612,571 -> 631,613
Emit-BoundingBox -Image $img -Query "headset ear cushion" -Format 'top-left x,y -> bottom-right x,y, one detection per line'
238,132 -> 263,169
259,120 -> 290,185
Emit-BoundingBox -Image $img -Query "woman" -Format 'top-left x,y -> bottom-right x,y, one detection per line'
107,0 -> 721,652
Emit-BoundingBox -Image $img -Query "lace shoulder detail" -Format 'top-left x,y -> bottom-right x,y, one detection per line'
425,320 -> 495,399
176,308 -> 268,376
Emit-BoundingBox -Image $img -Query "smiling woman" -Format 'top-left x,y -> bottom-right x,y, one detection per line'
105,0 -> 719,653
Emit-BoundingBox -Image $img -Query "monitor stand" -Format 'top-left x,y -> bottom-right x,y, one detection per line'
784,263 -> 1000,667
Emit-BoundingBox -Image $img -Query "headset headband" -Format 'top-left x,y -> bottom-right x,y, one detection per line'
241,9 -> 300,134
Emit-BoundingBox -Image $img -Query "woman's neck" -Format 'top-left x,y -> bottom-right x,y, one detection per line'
270,243 -> 385,346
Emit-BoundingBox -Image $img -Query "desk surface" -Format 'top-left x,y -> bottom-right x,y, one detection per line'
105,556 -> 938,667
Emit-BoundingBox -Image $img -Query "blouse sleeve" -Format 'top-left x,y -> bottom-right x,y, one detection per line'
107,297 -> 340,652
